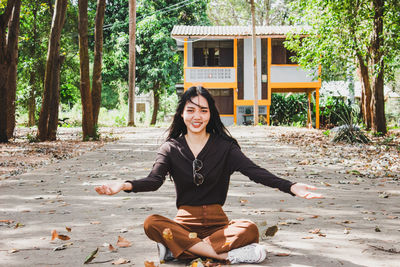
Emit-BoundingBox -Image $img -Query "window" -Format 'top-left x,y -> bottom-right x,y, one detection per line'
193,41 -> 234,67
208,89 -> 233,114
271,39 -> 297,64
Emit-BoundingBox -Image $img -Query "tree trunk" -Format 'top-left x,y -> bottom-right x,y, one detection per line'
370,0 -> 386,134
356,57 -> 372,130
37,0 -> 68,141
28,3 -> 39,127
127,0 -> 136,126
28,81 -> 36,127
150,88 -> 159,125
250,0 -> 259,125
78,0 -> 95,139
91,0 -> 106,126
47,55 -> 65,140
0,0 -> 17,143
6,0 -> 21,139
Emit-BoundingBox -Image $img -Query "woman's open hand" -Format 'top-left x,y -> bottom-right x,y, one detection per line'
290,183 -> 323,199
95,182 -> 127,195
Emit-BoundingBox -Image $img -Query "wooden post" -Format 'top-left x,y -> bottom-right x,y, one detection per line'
316,88 -> 320,129
250,0 -> 258,125
307,92 -> 311,127
127,0 -> 136,126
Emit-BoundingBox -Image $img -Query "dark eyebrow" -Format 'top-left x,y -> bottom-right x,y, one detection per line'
188,99 -> 208,109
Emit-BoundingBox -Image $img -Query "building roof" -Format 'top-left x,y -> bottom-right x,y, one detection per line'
171,25 -> 310,38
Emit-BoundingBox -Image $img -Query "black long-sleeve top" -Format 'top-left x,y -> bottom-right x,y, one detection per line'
125,134 -> 295,208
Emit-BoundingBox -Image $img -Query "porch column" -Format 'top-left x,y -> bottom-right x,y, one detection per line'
307,92 -> 312,127
267,105 -> 270,125
315,88 -> 320,129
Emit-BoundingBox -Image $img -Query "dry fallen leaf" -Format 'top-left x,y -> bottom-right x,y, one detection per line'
265,225 -> 278,237
0,220 -> 14,224
302,236 -> 313,239
57,234 -> 70,241
188,232 -> 198,239
66,227 -> 71,232
51,230 -> 58,241
84,247 -> 99,264
109,244 -> 118,252
14,222 -> 24,229
309,228 -> 321,234
8,249 -> 19,254
162,228 -> 173,241
296,217 -> 305,221
90,221 -> 101,225
144,261 -> 157,267
112,258 -> 130,265
275,253 -> 290,256
117,236 -> 132,247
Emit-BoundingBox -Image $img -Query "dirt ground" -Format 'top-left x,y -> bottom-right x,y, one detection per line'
1,126 -> 399,267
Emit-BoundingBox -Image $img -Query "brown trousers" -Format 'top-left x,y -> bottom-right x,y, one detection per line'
143,204 -> 259,260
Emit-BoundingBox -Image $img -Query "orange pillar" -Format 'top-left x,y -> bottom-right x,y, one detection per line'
316,88 -> 320,129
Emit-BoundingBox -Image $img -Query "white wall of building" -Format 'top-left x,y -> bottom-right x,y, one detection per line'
243,38 -> 262,100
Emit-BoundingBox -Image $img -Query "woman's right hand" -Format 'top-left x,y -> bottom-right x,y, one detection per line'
95,182 -> 130,195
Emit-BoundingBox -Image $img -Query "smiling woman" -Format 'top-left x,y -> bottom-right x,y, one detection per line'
95,86 -> 322,264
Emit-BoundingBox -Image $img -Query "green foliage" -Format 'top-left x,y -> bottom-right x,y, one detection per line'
285,0 -> 400,83
323,129 -> 330,136
269,93 -> 308,126
26,132 -> 39,143
331,105 -> 369,144
207,0 -> 294,26
319,96 -> 359,128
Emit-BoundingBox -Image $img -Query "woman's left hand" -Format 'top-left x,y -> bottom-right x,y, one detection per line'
290,183 -> 323,199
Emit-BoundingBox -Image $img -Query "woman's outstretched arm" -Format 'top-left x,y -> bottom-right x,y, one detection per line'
94,182 -> 132,195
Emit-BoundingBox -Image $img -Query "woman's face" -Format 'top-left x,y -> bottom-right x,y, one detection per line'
181,95 -> 210,135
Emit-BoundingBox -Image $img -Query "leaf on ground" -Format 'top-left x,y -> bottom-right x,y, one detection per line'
57,234 -> 70,240
109,244 -> 118,252
8,249 -> 19,254
144,261 -> 158,267
302,236 -> 313,239
0,220 -> 14,224
322,182 -> 331,187
84,247 -> 99,264
296,217 -> 305,221
51,230 -> 58,241
117,236 -> 132,247
265,225 -> 278,237
162,228 -> 173,241
90,221 -> 101,225
53,242 -> 73,251
66,227 -> 71,232
309,228 -> 321,234
112,258 -> 130,265
275,253 -> 290,256
239,198 -> 248,205
375,226 -> 381,232
14,222 -> 24,229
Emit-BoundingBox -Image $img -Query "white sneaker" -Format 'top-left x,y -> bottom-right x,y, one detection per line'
227,243 -> 267,264
157,243 -> 174,262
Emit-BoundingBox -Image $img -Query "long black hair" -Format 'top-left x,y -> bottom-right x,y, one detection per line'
167,86 -> 239,146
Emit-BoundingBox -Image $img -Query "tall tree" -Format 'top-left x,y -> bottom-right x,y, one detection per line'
136,0 -> 209,125
250,0 -> 259,125
91,0 -> 106,126
0,0 -> 21,142
78,0 -> 106,139
37,0 -> 68,141
286,0 -> 400,134
207,0 -> 294,26
127,0 -> 136,126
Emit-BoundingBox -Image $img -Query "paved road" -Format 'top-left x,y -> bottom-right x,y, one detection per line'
1,127 -> 399,266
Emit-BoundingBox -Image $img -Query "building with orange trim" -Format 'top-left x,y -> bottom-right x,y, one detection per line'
171,25 -> 321,128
